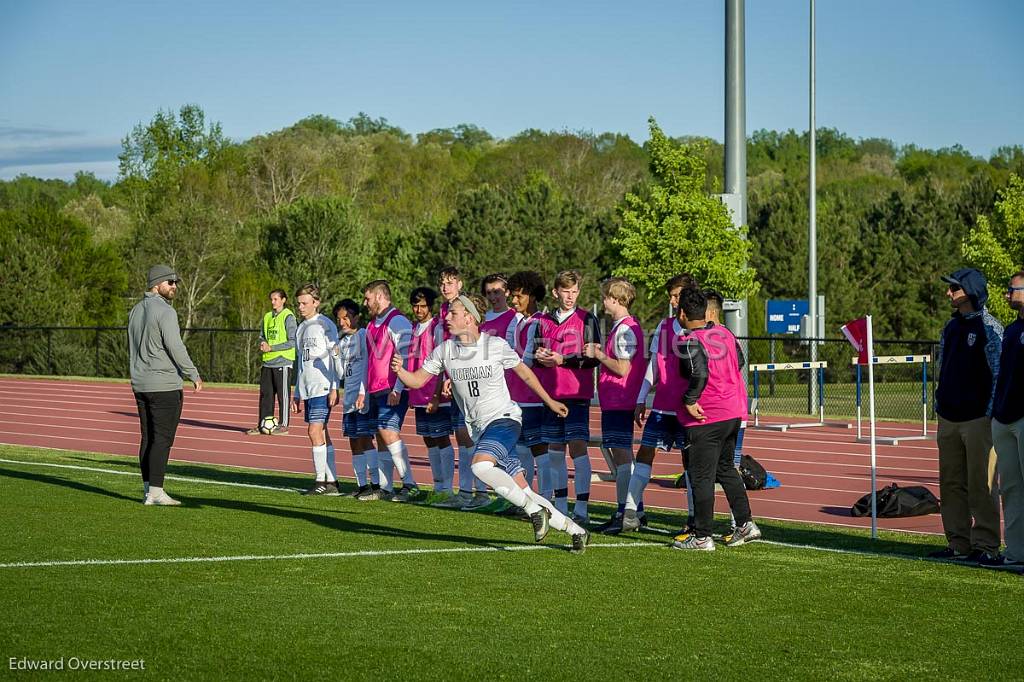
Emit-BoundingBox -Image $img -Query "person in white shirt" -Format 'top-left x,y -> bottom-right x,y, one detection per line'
291,283 -> 340,496
392,294 -> 591,553
333,298 -> 378,499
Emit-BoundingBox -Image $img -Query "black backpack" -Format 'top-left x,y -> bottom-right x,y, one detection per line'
851,483 -> 940,518
739,454 -> 767,490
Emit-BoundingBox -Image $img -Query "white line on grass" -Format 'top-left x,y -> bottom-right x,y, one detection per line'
0,542 -> 663,569
0,456 -> 960,570
0,458 -> 302,493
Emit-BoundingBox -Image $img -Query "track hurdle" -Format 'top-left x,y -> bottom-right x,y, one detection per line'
853,355 -> 933,446
750,361 -> 849,432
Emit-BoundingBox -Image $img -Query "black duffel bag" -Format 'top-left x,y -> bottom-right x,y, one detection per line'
851,483 -> 940,518
739,454 -> 768,490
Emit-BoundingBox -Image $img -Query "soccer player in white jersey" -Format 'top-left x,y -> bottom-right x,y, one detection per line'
432,266 -> 488,510
392,294 -> 592,553
291,283 -> 341,495
333,299 -> 378,499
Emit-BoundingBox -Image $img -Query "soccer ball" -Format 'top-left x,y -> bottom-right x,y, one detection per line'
259,416 -> 279,435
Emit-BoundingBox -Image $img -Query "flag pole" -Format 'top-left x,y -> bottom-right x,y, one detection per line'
866,314 -> 877,539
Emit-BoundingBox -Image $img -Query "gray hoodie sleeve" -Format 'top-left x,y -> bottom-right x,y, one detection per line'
983,310 -> 1004,417
160,307 -> 200,381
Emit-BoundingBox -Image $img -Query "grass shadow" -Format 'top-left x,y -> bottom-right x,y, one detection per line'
0,466 -> 139,503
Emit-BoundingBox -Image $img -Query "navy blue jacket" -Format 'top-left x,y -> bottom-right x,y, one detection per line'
993,318 -> 1024,424
935,308 -> 1003,421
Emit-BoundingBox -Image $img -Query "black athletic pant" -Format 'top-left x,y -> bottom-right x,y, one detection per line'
686,417 -> 752,537
258,366 -> 290,425
134,390 -> 183,488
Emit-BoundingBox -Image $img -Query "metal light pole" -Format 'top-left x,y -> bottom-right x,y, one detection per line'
724,0 -> 749,350
808,0 -> 818,413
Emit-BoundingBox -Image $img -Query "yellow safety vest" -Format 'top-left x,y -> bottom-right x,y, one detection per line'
262,309 -> 296,363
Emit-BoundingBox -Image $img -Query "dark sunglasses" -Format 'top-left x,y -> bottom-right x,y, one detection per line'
1006,286 -> 1024,293
166,280 -> 179,286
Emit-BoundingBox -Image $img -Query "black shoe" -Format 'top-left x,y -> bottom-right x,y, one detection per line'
301,481 -> 333,496
926,546 -> 968,560
962,549 -> 987,564
530,508 -> 551,542
351,484 -> 372,499
570,530 -> 591,555
978,554 -> 1024,572
594,513 -> 623,533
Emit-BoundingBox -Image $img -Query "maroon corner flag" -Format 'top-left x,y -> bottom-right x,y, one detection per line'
841,317 -> 869,365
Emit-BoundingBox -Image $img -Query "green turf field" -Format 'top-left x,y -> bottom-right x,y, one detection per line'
1,445 -> 1020,680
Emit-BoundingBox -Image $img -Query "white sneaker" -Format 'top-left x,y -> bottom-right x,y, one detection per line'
460,492 -> 492,511
144,491 -> 182,506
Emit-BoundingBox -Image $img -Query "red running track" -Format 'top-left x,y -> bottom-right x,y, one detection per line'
0,377 -> 943,535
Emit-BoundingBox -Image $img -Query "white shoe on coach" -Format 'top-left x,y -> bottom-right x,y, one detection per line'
144,491 -> 182,506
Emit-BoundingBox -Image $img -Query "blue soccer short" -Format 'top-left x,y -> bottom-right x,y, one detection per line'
640,410 -> 687,452
303,394 -> 332,424
601,409 -> 636,450
517,405 -> 545,447
542,398 -> 590,445
366,390 -> 409,433
342,409 -> 374,438
415,405 -> 453,438
475,418 -> 524,479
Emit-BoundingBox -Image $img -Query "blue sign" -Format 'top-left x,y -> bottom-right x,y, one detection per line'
766,299 -> 808,335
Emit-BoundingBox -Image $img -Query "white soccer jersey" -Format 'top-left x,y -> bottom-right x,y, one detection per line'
609,317 -> 639,360
335,328 -> 368,413
293,314 -> 339,400
422,334 -> 523,442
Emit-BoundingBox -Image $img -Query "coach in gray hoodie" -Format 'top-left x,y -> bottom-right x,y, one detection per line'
128,264 -> 203,506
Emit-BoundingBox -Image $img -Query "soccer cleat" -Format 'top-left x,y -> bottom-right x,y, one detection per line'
722,521 -> 762,547
144,491 -> 181,506
326,481 -> 342,496
301,481 -> 334,496
497,503 -> 527,518
460,492 -> 492,511
392,485 -> 421,503
570,530 -> 590,555
672,534 -> 715,551
597,514 -> 624,535
530,508 -> 551,542
571,513 -> 590,528
357,487 -> 383,501
477,497 -> 512,514
351,485 -> 372,499
620,509 -> 642,532
926,546 -> 968,560
271,427 -> 290,436
435,491 -> 473,509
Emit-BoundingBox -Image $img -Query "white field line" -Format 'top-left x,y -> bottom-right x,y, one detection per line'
0,456 -> 942,569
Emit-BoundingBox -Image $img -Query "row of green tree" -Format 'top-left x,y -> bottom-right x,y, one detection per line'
2,105 -> 1023,369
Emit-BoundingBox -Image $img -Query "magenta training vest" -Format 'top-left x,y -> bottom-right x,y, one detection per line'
597,316 -> 647,410
676,324 -> 747,427
407,317 -> 441,407
505,313 -> 540,404
366,307 -> 403,394
535,308 -> 594,401
651,318 -> 687,414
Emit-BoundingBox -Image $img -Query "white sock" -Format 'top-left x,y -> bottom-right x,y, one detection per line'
572,453 -> 591,518
378,453 -> 394,492
535,452 -> 552,498
549,449 -> 569,514
471,460 -> 525,505
516,445 -> 535,487
312,444 -> 328,481
367,450 -> 380,485
615,462 -> 633,506
352,451 -> 368,487
625,462 -> 652,511
427,446 -> 443,490
458,444 -> 476,494
523,488 -> 584,535
439,445 -> 455,492
325,444 -> 337,482
388,440 -> 415,486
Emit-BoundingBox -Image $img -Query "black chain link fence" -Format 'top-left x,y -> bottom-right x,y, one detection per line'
0,326 -> 939,423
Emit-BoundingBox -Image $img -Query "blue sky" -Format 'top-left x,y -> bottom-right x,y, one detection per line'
1,0 -> 1021,180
